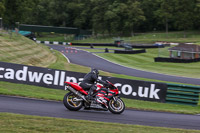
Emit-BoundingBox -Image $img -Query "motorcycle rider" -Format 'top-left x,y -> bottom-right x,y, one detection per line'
80,68 -> 109,106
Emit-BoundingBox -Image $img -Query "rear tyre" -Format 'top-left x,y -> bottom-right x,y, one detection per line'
63,92 -> 83,111
108,98 -> 125,114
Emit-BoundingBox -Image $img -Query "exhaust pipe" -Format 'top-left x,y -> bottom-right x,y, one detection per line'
66,85 -> 88,102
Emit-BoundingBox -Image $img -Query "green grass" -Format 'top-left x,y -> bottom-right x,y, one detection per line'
0,32 -> 57,67
0,81 -> 66,101
1,113 -> 200,133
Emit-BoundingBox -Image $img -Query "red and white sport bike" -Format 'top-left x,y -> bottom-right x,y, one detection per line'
63,80 -> 125,114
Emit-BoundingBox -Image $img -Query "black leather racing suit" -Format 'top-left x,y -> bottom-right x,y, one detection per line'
80,71 -> 106,94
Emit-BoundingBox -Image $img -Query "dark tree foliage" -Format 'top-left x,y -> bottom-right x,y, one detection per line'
2,0 -> 200,35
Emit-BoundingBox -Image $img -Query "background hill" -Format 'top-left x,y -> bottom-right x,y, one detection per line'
0,32 -> 56,67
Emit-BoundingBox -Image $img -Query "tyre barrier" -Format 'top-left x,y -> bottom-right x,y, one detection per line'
154,57 -> 200,63
114,49 -> 146,54
166,83 -> 200,106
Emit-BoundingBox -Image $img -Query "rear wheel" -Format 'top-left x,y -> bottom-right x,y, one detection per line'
108,98 -> 125,114
63,92 -> 83,111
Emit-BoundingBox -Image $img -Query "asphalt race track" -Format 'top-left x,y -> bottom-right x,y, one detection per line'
47,44 -> 200,85
0,95 -> 200,130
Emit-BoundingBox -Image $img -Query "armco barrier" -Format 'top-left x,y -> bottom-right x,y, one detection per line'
71,43 -> 116,46
166,83 -> 200,106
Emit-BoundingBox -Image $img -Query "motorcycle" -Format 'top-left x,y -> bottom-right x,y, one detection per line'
63,80 -> 125,114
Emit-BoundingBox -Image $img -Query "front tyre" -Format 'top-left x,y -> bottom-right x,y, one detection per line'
63,92 -> 83,111
108,98 -> 125,114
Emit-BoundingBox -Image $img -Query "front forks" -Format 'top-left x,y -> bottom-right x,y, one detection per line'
113,96 -> 120,106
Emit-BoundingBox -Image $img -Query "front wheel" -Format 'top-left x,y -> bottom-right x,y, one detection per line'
63,92 -> 83,111
108,98 -> 125,114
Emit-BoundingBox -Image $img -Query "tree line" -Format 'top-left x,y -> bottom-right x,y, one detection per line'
1,0 -> 200,36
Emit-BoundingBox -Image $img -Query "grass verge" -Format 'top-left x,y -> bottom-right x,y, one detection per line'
0,113 -> 200,133
0,32 -> 57,67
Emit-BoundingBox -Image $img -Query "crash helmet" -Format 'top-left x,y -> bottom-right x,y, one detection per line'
91,68 -> 99,76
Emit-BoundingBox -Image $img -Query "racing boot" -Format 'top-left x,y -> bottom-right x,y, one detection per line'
87,85 -> 97,100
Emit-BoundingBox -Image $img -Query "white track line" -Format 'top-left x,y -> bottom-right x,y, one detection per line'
61,53 -> 71,63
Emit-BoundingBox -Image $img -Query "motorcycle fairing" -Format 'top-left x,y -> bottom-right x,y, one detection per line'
64,81 -> 88,95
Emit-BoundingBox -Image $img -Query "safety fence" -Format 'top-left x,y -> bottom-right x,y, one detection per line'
166,83 -> 200,106
19,24 -> 92,35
